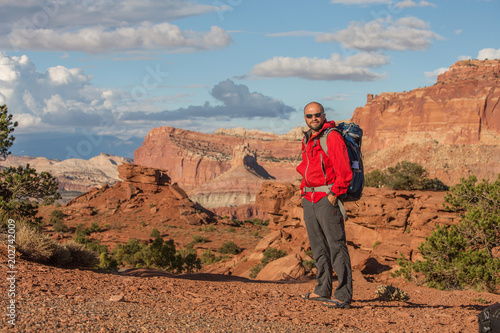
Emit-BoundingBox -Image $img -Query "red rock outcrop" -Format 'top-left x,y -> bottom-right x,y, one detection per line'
64,163 -> 215,240
352,59 -> 500,184
353,60 -> 500,150
218,182 -> 459,280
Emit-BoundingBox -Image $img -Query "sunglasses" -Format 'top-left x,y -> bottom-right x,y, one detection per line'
304,112 -> 324,119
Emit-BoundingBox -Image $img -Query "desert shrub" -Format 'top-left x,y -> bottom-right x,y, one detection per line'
365,162 -> 448,191
64,240 -> 99,267
249,263 -> 263,279
87,221 -> 101,233
302,259 -> 315,272
203,225 -> 217,232
177,247 -> 201,273
365,169 -> 386,188
150,228 -> 161,238
15,222 -> 56,262
375,285 -> 410,302
394,175 -> 500,292
50,209 -> 65,221
112,236 -> 201,273
52,219 -> 69,233
261,247 -> 287,266
13,220 -> 97,267
250,247 -> 288,279
201,249 -> 217,265
218,241 -> 242,255
245,218 -> 269,227
98,252 -> 118,270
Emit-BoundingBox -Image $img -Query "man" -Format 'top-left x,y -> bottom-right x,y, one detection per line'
296,102 -> 353,309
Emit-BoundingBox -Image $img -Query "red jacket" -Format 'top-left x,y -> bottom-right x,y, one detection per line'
296,120 -> 353,203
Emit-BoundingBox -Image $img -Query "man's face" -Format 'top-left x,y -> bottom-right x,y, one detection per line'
304,104 -> 325,132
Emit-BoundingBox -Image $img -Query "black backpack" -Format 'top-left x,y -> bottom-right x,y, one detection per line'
479,303 -> 500,333
320,122 -> 364,202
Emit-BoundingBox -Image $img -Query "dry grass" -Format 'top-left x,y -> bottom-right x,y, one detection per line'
3,219 -> 97,268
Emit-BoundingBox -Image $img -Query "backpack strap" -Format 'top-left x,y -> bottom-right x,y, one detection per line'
319,128 -> 334,156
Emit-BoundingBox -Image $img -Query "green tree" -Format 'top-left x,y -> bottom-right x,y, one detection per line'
0,105 -> 60,223
395,175 -> 500,292
0,105 -> 17,160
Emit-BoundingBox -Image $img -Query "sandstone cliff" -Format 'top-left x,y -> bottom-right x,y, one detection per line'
352,59 -> 500,184
134,126 -> 301,193
189,143 -> 275,208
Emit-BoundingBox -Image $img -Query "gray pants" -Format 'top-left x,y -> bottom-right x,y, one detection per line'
302,196 -> 352,303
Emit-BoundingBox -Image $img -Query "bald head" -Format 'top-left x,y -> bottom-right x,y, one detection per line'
304,102 -> 324,114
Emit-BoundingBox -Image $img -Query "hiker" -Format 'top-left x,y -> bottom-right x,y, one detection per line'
297,102 -> 353,309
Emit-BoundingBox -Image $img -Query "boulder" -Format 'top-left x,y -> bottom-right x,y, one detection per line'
256,254 -> 305,281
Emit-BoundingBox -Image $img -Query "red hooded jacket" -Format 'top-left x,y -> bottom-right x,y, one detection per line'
296,120 -> 353,203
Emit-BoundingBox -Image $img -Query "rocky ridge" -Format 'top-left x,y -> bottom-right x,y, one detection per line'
0,153 -> 132,201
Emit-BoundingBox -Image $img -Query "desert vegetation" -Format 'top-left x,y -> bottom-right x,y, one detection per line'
365,161 -> 448,190
394,174 -> 500,292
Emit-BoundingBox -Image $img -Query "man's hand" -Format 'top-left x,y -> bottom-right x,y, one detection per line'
327,193 -> 337,206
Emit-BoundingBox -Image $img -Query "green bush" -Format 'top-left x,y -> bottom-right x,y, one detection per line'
249,247 -> 288,279
99,252 -> 118,270
394,175 -> 500,292
111,236 -> 201,273
261,247 -> 287,266
365,162 -> 448,191
200,249 -> 217,265
249,263 -> 263,279
52,219 -> 69,233
150,228 -> 161,238
218,241 -> 242,255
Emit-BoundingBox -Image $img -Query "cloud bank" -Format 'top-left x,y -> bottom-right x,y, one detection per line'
122,79 -> 296,122
0,53 -> 295,139
0,0 -> 232,53
317,17 -> 442,51
251,52 -> 388,81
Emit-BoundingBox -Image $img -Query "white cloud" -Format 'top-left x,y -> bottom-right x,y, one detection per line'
251,52 -> 388,81
8,24 -> 232,53
478,48 -> 500,60
455,29 -> 462,35
458,55 -> 472,61
424,67 -> 448,81
317,16 -> 443,51
395,0 -> 436,8
0,0 -> 232,53
0,52 -> 118,132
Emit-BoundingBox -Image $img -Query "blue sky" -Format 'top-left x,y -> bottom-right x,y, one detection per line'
0,0 -> 499,160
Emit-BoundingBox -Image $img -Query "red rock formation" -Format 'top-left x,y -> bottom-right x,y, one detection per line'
351,59 -> 500,184
133,127 -> 301,192
352,60 -> 500,150
189,143 -> 277,209
238,182 -> 458,277
64,164 -> 215,234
